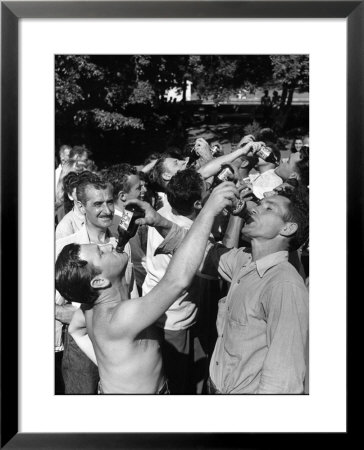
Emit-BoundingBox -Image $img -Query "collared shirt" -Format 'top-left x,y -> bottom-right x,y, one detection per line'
249,169 -> 283,199
142,205 -> 200,331
157,224 -> 309,394
55,206 -> 85,240
55,164 -> 62,189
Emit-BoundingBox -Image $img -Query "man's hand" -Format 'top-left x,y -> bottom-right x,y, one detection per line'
55,303 -> 77,324
237,134 -> 255,148
194,138 -> 213,161
202,182 -> 239,217
124,199 -> 163,227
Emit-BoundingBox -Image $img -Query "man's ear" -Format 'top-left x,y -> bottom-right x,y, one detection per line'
90,275 -> 111,290
194,200 -> 202,211
240,159 -> 251,168
117,190 -> 127,203
162,172 -> 172,182
77,200 -> 86,215
68,193 -> 74,201
289,172 -> 299,180
280,222 -> 298,238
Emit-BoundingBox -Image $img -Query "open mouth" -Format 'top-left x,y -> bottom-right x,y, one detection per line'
243,212 -> 255,224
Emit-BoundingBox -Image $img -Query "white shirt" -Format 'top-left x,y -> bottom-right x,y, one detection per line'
55,164 -> 62,189
142,205 -> 199,331
249,169 -> 283,199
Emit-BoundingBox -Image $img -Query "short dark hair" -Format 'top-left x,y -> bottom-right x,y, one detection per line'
101,164 -> 138,201
265,141 -> 281,165
76,179 -> 111,205
147,154 -> 170,193
63,171 -> 100,197
55,243 -> 100,304
62,171 -> 101,213
166,168 -> 204,215
143,152 -> 163,166
279,188 -> 309,251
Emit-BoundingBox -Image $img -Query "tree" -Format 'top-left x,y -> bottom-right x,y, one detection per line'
270,55 -> 309,108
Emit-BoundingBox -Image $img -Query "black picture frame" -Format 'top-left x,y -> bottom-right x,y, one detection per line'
1,1 -> 359,448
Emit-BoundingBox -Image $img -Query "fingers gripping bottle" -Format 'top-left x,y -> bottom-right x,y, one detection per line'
116,205 -> 145,253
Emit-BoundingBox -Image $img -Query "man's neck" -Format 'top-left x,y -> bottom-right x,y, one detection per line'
274,167 -> 284,180
115,201 -> 125,215
258,164 -> 275,174
86,222 -> 109,244
94,276 -> 129,307
251,239 -> 287,261
171,207 -> 196,222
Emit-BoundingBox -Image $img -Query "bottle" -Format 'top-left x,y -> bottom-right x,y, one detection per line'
210,164 -> 235,189
186,146 -> 200,168
116,204 -> 145,253
209,164 -> 236,216
210,143 -> 222,157
256,144 -> 278,164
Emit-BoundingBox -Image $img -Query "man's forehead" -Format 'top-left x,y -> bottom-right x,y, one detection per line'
128,173 -> 140,186
85,185 -> 113,201
265,195 -> 290,208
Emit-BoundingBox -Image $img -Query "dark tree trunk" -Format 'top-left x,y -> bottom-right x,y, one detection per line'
280,83 -> 288,109
287,85 -> 295,107
182,78 -> 187,103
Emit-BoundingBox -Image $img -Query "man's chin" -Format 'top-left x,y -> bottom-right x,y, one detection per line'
99,217 -> 112,226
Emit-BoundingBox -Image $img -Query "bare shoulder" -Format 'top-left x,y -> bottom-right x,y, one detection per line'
95,300 -> 140,340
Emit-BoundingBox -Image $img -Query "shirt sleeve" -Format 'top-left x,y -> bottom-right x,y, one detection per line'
256,281 -> 309,394
198,245 -> 241,282
156,222 -> 240,281
154,223 -> 188,255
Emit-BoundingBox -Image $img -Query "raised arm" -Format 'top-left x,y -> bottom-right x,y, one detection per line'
197,136 -> 258,180
68,308 -> 98,366
117,182 -> 239,337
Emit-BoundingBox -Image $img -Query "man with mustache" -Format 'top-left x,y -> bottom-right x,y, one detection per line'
55,178 -> 136,394
56,182 -> 239,394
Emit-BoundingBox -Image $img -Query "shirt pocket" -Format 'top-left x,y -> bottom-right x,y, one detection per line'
223,318 -> 247,359
229,294 -> 248,326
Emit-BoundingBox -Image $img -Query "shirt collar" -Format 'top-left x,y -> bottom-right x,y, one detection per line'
114,207 -> 124,217
73,207 -> 85,222
255,251 -> 288,278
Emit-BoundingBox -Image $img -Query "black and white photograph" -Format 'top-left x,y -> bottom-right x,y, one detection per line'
54,54 -> 310,396
2,2 -> 353,443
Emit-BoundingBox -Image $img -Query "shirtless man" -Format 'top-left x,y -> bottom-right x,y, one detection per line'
55,182 -> 238,394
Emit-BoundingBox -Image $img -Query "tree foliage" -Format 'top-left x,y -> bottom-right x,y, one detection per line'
55,55 -> 308,162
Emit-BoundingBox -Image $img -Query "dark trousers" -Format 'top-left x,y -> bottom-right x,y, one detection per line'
62,331 -> 99,394
55,351 -> 65,395
159,326 -> 208,394
206,377 -> 222,394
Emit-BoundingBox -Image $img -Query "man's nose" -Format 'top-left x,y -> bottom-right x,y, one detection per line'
103,203 -> 112,215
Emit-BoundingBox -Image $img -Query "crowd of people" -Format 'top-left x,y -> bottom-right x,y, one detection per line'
54,130 -> 309,395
